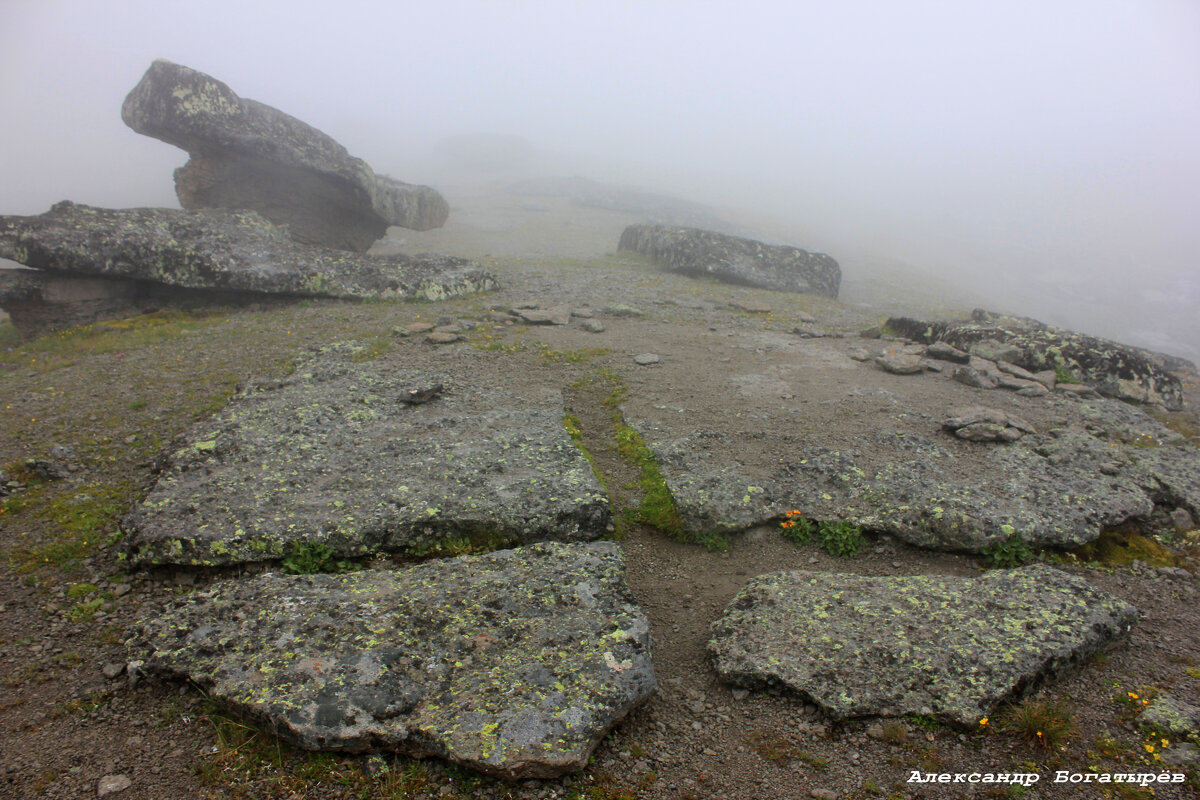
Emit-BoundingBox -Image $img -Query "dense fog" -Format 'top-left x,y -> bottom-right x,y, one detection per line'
2,0 -> 1197,358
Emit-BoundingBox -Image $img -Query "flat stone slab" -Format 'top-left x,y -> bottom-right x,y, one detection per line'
619,336 -> 1200,551
0,202 -> 495,304
123,342 -> 611,566
129,541 -> 657,778
709,565 -> 1138,726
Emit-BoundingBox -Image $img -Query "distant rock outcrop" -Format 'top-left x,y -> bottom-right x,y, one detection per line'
122,59 -> 448,251
0,202 -> 494,337
130,541 -> 657,778
618,224 -> 840,298
709,566 -> 1137,726
886,310 -> 1186,410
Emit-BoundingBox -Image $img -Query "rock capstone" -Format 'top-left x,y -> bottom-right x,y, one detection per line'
129,541 -> 656,778
122,59 -> 448,251
709,566 -> 1138,725
618,224 -> 840,298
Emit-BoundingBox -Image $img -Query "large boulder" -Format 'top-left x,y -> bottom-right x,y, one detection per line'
709,565 -> 1137,726
618,224 -> 841,298
122,59 -> 449,251
123,342 -> 611,566
0,202 -> 494,337
129,541 -> 657,778
886,310 -> 1188,410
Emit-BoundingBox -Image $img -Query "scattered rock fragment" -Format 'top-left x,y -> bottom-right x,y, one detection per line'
709,566 -> 1138,725
97,774 -> 132,797
515,307 -> 571,325
398,384 -> 443,405
130,542 -> 656,779
425,332 -> 463,344
941,406 -> 1036,444
633,353 -> 661,366
952,365 -> 998,389
874,353 -> 924,375
579,319 -> 606,333
926,341 -> 970,364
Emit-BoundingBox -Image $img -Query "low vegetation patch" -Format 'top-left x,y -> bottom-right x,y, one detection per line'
780,511 -> 865,558
999,698 -> 1076,750
1071,529 -> 1177,569
981,532 -> 1035,568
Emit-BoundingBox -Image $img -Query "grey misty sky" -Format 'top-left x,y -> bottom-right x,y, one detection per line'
1,0 -> 1198,344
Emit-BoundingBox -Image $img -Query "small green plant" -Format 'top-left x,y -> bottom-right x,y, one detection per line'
65,598 -> 104,622
781,511 -> 864,557
66,582 -> 99,599
819,519 -> 865,558
281,541 -> 354,574
999,698 -> 1075,750
881,720 -> 909,744
982,533 -> 1034,568
1053,364 -> 1081,385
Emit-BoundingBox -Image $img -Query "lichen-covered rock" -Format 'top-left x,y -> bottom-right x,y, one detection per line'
709,566 -> 1137,726
122,59 -> 449,251
618,224 -> 840,298
129,541 -> 657,778
0,202 -> 495,309
1138,694 -> 1200,738
123,342 -> 610,566
886,311 -> 1186,410
623,370 -> 1199,552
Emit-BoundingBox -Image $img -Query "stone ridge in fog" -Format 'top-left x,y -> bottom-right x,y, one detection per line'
618,224 -> 841,298
121,58 -> 449,251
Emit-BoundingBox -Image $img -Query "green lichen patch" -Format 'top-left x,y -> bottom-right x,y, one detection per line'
129,541 -> 656,779
709,565 -> 1138,726
123,342 -> 612,566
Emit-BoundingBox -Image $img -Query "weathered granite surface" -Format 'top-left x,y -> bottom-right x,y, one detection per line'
886,311 -> 1187,410
0,202 -> 495,307
123,342 -> 611,566
618,224 -> 840,298
709,565 -> 1138,725
122,59 -> 448,251
129,541 -> 657,778
620,337 -> 1200,552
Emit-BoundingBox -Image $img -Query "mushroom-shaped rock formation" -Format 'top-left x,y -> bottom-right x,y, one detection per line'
122,59 -> 449,251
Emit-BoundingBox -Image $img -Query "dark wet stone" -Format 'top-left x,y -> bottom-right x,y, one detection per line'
618,224 -> 840,298
122,342 -> 611,566
709,566 -> 1138,726
953,365 -> 999,389
121,59 -> 448,251
926,341 -> 970,364
129,541 -> 656,778
515,307 -> 570,325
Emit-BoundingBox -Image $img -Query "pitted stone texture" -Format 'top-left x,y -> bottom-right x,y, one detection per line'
0,202 -> 495,303
122,59 -> 448,251
129,542 -> 656,778
123,342 -> 610,566
709,566 -> 1137,726
885,311 -> 1187,410
618,224 -> 840,298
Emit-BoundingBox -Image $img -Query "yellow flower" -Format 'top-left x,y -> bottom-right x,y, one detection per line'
1144,743 -> 1155,754
781,520 -> 795,529
1161,738 -> 1170,747
979,718 -> 989,727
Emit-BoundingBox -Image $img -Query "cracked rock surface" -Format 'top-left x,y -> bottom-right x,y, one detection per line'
129,541 -> 656,778
123,342 -> 610,566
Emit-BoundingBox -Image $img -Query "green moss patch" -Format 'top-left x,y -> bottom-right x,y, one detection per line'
1071,529 -> 1178,569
